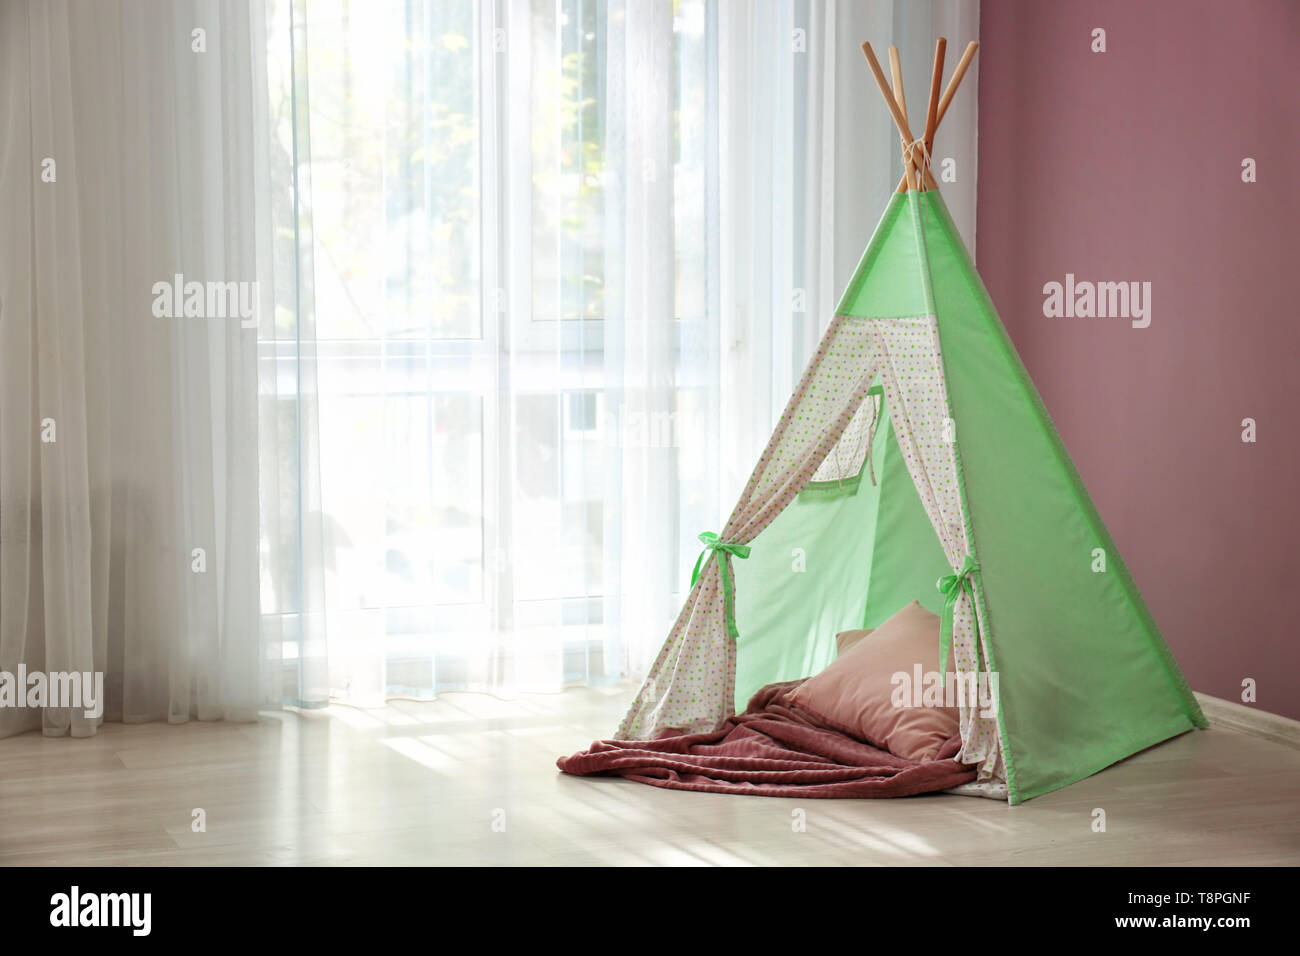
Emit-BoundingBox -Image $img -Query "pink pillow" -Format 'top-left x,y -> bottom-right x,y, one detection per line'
792,601 -> 957,761
835,627 -> 873,656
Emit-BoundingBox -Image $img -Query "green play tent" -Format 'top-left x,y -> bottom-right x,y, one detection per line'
614,38 -> 1205,805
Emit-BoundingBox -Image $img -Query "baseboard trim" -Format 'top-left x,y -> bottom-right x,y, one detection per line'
1194,692 -> 1300,750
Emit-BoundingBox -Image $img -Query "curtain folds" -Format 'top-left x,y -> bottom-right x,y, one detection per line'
0,0 -> 269,737
0,0 -> 980,730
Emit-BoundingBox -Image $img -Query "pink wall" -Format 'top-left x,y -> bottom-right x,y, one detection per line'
976,0 -> 1300,719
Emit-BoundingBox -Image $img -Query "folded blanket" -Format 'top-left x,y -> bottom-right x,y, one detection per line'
557,679 -> 976,798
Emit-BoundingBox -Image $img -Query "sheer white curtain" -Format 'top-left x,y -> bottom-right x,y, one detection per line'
272,0 -> 980,706
0,0 -> 980,732
0,0 -> 270,737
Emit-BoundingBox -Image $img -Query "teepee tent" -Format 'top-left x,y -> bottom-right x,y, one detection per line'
614,39 -> 1206,805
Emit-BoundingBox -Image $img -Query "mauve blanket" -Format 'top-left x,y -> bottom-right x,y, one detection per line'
557,680 -> 976,797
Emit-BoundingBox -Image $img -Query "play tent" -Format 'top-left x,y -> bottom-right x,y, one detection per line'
614,39 -> 1205,805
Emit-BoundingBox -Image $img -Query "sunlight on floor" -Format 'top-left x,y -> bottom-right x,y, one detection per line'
1,686 -> 1297,865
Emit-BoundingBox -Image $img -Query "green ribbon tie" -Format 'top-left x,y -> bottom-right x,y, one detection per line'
936,554 -> 979,686
690,532 -> 751,640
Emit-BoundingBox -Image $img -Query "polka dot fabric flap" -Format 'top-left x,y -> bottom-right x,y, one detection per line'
615,317 -> 883,739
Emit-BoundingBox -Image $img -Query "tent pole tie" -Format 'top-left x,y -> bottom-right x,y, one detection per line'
690,532 -> 751,641
865,384 -> 883,486
937,555 -> 980,686
902,137 -> 934,191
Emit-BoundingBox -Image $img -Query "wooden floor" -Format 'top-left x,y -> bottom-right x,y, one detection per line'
1,685 -> 1297,866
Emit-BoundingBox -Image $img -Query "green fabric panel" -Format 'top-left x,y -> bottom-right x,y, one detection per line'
835,194 -> 931,319
731,434 -> 882,710
864,422 -> 950,627
732,418 -> 947,710
915,192 -> 1206,805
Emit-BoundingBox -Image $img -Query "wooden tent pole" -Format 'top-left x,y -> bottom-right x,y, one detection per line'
922,39 -> 946,154
904,38 -> 947,191
892,39 -> 979,193
935,40 -> 979,127
887,47 -> 917,191
860,41 -> 921,193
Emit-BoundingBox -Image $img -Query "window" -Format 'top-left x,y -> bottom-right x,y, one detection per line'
264,0 -> 717,698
